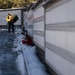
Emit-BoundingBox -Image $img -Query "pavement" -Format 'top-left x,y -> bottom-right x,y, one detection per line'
0,30 -> 21,75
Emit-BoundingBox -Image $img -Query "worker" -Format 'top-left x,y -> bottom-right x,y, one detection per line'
6,13 -> 14,33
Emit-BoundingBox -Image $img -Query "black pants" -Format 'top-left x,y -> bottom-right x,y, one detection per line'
8,22 -> 14,33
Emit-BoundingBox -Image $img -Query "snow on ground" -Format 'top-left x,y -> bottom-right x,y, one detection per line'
16,53 -> 27,75
13,28 -> 49,75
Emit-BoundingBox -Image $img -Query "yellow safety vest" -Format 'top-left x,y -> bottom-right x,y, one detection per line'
6,15 -> 12,22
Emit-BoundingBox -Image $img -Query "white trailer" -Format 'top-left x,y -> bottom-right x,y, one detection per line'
44,0 -> 75,75
22,0 -> 75,75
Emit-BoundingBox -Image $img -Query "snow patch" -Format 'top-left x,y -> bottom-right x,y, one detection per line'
13,28 -> 49,75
